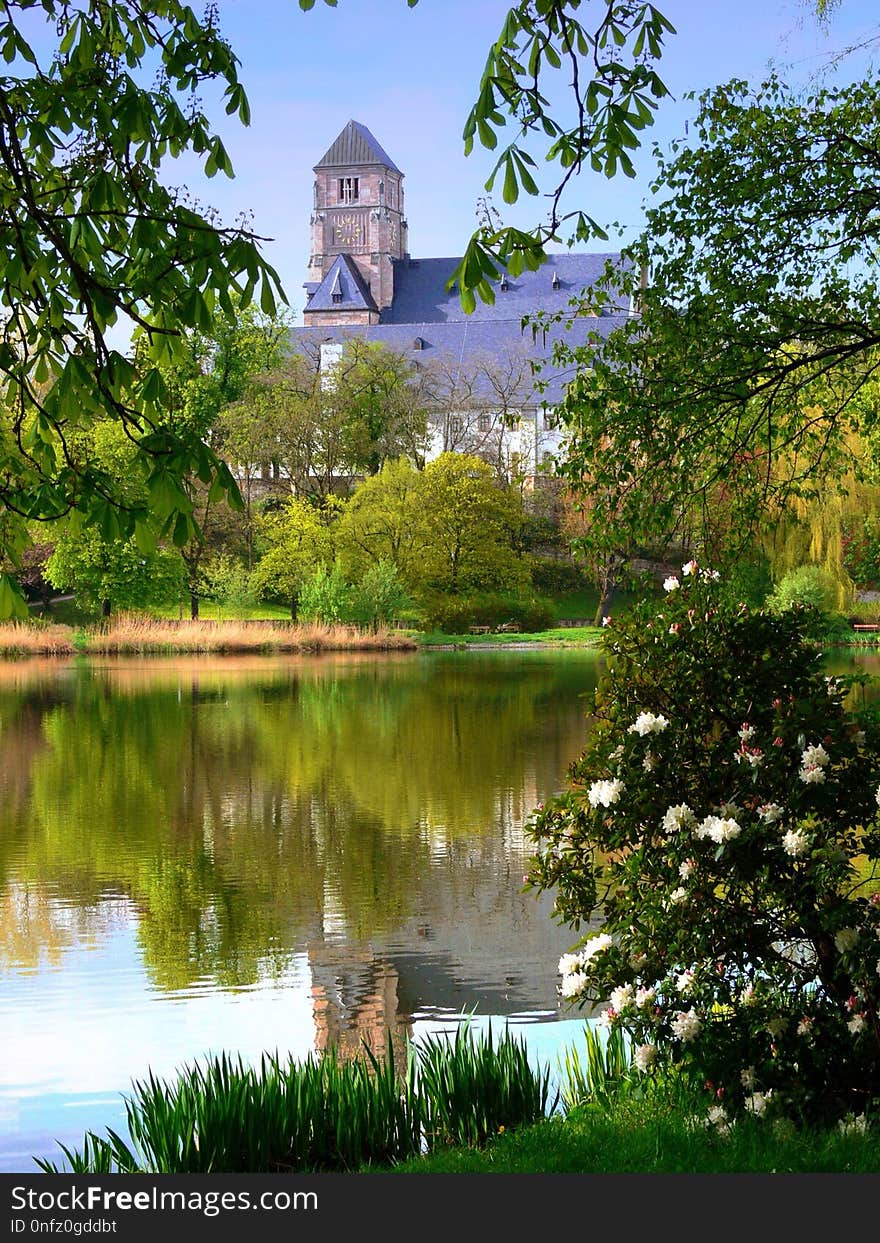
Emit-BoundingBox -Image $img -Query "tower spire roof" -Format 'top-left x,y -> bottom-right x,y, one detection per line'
315,120 -> 401,173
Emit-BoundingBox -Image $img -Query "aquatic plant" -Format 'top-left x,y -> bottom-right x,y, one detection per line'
35,1028 -> 554,1173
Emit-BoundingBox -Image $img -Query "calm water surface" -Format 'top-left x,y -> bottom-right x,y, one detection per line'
0,649 -> 603,1171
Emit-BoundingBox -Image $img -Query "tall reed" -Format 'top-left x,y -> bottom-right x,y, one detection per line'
35,1028 -> 555,1174
0,622 -> 74,656
0,616 -> 417,658
416,1023 -> 557,1148
558,1024 -> 633,1112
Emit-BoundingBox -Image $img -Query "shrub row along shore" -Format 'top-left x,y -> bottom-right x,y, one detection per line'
0,617 -> 417,657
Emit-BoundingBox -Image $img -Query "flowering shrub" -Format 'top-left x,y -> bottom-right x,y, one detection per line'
527,567 -> 880,1129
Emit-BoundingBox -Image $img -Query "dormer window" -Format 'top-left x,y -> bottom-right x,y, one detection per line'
338,177 -> 359,203
413,336 -> 423,350
332,292 -> 343,303
552,271 -> 560,290
499,275 -> 509,292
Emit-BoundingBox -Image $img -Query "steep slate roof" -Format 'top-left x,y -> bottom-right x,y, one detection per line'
290,312 -> 628,406
315,119 -> 401,172
305,253 -> 378,314
291,251 -> 633,406
382,252 -> 629,325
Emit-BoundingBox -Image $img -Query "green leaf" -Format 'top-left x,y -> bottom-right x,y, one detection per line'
0,574 -> 28,620
172,512 -> 191,547
134,520 -> 158,557
502,155 -> 519,205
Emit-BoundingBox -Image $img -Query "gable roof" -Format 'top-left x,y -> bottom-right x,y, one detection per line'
315,120 -> 401,173
305,254 -> 378,314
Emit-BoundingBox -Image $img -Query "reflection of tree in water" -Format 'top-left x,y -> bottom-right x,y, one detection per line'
0,655 -> 598,994
0,882 -> 124,972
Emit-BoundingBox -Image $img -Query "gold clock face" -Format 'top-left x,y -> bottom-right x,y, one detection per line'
334,212 -> 361,246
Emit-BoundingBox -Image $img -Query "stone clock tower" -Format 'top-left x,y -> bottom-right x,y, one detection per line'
304,120 -> 408,325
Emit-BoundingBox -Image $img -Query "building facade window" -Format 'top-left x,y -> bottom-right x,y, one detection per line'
449,415 -> 464,436
478,413 -> 491,432
338,177 -> 359,203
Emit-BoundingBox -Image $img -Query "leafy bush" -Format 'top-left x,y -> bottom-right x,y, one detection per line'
298,566 -> 356,624
843,517 -> 880,590
350,560 -> 411,628
421,592 -> 555,633
717,554 -> 773,609
201,554 -> 257,615
767,564 -> 840,615
530,556 -> 588,594
527,563 -> 880,1131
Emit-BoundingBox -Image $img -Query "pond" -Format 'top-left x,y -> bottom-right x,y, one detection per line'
0,649 -> 604,1172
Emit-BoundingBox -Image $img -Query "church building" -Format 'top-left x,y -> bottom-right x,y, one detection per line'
290,119 -> 632,482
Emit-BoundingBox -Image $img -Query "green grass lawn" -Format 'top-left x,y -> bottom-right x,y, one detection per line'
550,587 -> 649,622
383,1102 -> 880,1174
32,585 -> 648,638
416,626 -> 602,647
150,600 -> 294,621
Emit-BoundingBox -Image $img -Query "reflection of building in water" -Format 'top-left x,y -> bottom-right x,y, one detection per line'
309,948 -> 411,1063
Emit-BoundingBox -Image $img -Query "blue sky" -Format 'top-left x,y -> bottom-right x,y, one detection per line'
165,1 -> 879,322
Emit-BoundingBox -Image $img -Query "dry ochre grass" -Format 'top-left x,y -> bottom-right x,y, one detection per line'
0,615 -> 417,656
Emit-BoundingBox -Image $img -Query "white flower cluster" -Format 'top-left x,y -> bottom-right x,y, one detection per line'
671,1008 -> 701,1041
587,778 -> 623,808
782,829 -> 808,858
675,970 -> 694,995
609,983 -> 634,1012
559,972 -> 587,999
668,887 -> 688,905
558,934 -> 613,980
663,576 -> 680,592
564,934 -> 611,999
633,1043 -> 657,1073
838,1114 -> 868,1135
758,802 -> 784,824
695,815 -> 742,844
834,927 -> 859,954
679,859 -> 695,879
662,804 -> 696,834
706,1104 -> 731,1136
635,985 -> 656,1008
744,1090 -> 772,1118
799,742 -> 830,785
558,933 -> 614,1000
628,711 -> 670,736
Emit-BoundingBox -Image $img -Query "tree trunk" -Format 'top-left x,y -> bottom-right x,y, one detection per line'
101,598 -> 112,618
190,592 -> 200,620
290,593 -> 298,622
593,579 -> 616,627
